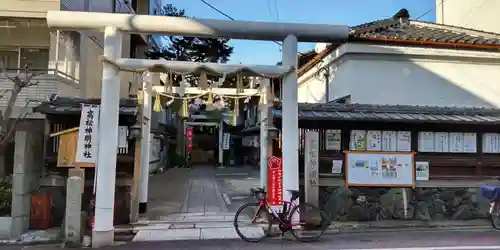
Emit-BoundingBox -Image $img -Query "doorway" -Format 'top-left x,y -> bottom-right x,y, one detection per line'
185,122 -> 222,166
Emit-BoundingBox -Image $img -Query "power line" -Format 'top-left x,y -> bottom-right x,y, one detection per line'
199,0 -> 283,47
416,0 -> 448,20
267,0 -> 274,19
273,0 -> 280,20
200,0 -> 234,21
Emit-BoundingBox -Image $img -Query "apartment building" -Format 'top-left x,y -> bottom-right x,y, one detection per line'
0,0 -> 152,118
149,0 -> 164,50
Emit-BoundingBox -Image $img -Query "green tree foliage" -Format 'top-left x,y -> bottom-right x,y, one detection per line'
146,4 -> 234,64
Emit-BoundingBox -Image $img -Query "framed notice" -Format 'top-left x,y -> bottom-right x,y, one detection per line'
449,132 -> 464,153
416,161 -> 429,181
325,130 -> 341,150
483,133 -> 500,153
463,133 -> 477,153
344,151 -> 415,187
397,131 -> 411,152
418,132 -> 434,152
434,132 -> 449,153
366,130 -> 382,151
350,130 -> 366,150
382,131 -> 397,151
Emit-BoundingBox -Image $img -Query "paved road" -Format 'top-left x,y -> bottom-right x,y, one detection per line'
214,166 -> 260,213
111,229 -> 500,250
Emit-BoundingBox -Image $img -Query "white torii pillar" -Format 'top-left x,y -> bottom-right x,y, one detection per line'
281,35 -> 299,205
46,10 -> 349,248
93,26 -> 122,247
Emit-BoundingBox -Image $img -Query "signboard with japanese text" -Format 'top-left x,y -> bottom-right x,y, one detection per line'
75,104 -> 100,165
222,133 -> 231,150
267,156 -> 283,211
117,126 -> 128,149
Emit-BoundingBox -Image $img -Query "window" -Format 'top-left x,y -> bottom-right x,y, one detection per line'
20,48 -> 49,69
0,47 -> 49,70
0,49 -> 18,69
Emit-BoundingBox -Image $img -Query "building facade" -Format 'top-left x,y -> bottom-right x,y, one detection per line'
0,0 -> 151,118
0,0 -> 154,239
297,9 -> 500,108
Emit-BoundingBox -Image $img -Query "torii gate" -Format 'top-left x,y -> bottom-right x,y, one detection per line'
46,10 -> 349,247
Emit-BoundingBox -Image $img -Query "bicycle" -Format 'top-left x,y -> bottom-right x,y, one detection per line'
233,187 -> 328,243
480,181 -> 500,229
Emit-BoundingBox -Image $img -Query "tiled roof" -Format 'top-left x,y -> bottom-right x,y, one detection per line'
298,8 -> 500,76
34,97 -> 138,115
351,19 -> 500,46
272,103 -> 500,124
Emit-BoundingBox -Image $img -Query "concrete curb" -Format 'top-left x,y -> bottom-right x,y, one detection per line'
263,219 -> 493,236
328,219 -> 492,232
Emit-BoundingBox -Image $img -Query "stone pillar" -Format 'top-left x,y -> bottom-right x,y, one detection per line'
304,131 -> 319,207
64,169 -> 84,244
10,130 -> 43,239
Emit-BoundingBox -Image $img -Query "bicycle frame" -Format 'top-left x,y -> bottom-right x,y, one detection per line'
252,198 -> 299,228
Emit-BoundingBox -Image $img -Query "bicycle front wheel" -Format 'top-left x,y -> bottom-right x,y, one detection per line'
289,202 -> 328,242
233,202 -> 271,242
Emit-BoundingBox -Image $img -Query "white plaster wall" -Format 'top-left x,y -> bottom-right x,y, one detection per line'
342,59 -> 500,107
298,52 -> 351,103
436,0 -> 500,34
298,43 -> 500,108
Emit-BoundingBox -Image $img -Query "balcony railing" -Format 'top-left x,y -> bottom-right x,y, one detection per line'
0,68 -> 80,108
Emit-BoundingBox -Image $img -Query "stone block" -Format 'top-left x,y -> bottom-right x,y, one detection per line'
133,229 -> 201,241
200,227 -> 245,239
134,224 -> 172,230
321,186 -> 490,222
195,222 -> 233,228
10,215 -> 28,239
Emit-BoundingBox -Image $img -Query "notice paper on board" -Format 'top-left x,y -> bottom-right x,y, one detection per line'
345,151 -> 415,187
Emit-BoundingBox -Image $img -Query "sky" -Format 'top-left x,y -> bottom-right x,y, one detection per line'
160,0 -> 437,65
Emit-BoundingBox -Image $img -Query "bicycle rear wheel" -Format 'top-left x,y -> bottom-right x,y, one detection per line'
289,202 -> 328,242
491,202 -> 500,230
233,202 -> 271,242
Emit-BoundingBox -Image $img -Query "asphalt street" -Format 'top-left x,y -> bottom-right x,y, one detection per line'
107,229 -> 500,250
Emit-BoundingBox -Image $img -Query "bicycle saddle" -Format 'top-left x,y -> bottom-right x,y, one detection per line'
287,190 -> 300,201
250,187 -> 265,194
